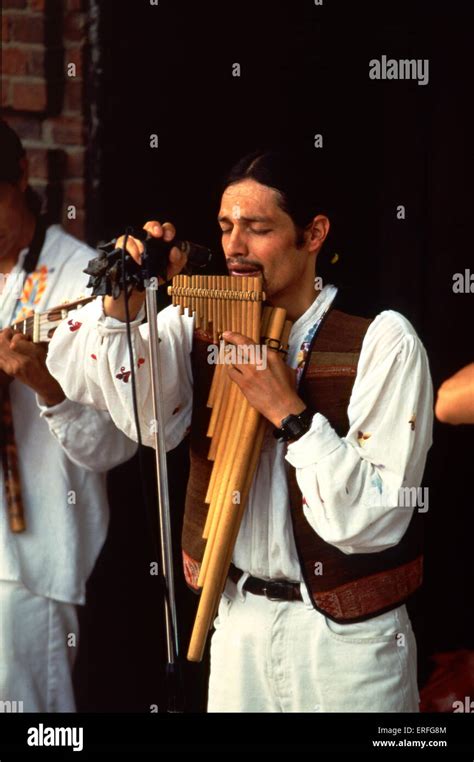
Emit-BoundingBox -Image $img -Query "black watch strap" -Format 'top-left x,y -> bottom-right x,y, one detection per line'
273,408 -> 313,442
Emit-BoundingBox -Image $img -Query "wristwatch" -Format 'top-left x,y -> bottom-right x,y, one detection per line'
273,408 -> 313,442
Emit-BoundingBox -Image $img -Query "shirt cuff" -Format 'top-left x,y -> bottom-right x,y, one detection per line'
285,412 -> 342,468
36,395 -> 82,425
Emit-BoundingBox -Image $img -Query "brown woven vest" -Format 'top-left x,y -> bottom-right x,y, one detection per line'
182,307 -> 423,623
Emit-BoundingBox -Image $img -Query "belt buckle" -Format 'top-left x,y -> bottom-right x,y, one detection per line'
262,580 -> 294,602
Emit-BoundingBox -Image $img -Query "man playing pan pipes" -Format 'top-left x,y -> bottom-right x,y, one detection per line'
48,149 -> 433,712
0,121 -> 137,712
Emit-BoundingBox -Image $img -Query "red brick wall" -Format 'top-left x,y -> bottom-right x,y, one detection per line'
1,0 -> 88,239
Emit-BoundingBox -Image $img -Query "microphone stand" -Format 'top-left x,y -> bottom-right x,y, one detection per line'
142,243 -> 183,713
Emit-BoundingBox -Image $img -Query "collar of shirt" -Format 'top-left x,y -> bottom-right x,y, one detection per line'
286,283 -> 338,368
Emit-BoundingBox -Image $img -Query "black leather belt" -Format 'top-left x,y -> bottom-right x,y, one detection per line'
228,563 -> 303,602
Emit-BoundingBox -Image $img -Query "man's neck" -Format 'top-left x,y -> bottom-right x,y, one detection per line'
0,211 -> 36,275
269,278 -> 320,323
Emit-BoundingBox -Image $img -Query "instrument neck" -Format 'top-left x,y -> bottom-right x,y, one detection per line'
10,295 -> 95,343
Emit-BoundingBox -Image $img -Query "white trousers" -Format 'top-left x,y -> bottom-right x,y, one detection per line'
0,581 -> 78,712
208,579 -> 420,712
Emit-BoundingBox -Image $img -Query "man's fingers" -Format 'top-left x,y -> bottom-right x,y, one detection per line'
143,220 -> 163,238
143,221 -> 176,242
168,246 -> 183,263
9,332 -> 31,350
221,331 -> 254,347
1,328 -> 14,342
115,235 -> 144,264
118,220 -> 179,279
144,221 -> 179,281
162,222 -> 176,242
166,245 -> 187,280
226,364 -> 243,378
168,246 -> 186,266
9,336 -> 38,357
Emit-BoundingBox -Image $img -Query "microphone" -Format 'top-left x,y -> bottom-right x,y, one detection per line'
124,227 -> 212,279
84,228 -> 213,298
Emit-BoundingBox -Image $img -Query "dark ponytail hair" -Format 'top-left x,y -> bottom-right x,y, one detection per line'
223,148 -> 333,248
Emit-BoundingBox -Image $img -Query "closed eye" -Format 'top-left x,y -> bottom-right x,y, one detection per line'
219,226 -> 272,235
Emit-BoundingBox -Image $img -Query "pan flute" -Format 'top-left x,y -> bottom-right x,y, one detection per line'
168,275 -> 292,662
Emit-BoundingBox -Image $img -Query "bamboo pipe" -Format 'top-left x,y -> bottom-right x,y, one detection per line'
207,276 -> 240,414
206,297 -> 273,530
207,277 -> 250,452
204,285 -> 267,543
198,277 -> 254,575
197,389 -> 248,586
204,279 -> 247,507
217,318 -> 293,591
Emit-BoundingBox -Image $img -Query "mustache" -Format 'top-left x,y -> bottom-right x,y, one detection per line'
226,258 -> 263,270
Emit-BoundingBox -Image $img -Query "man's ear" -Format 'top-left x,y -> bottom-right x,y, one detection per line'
18,157 -> 29,193
308,214 -> 330,254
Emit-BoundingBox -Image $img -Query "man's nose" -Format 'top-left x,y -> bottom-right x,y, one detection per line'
224,226 -> 249,257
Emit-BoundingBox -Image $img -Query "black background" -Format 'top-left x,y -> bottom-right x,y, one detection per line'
74,0 -> 473,713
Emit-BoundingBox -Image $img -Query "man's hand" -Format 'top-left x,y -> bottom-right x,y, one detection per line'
0,328 -> 65,407
222,331 -> 306,428
104,220 -> 187,322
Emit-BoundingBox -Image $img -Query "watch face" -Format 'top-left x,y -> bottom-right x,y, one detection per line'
274,409 -> 311,441
287,417 -> 303,438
